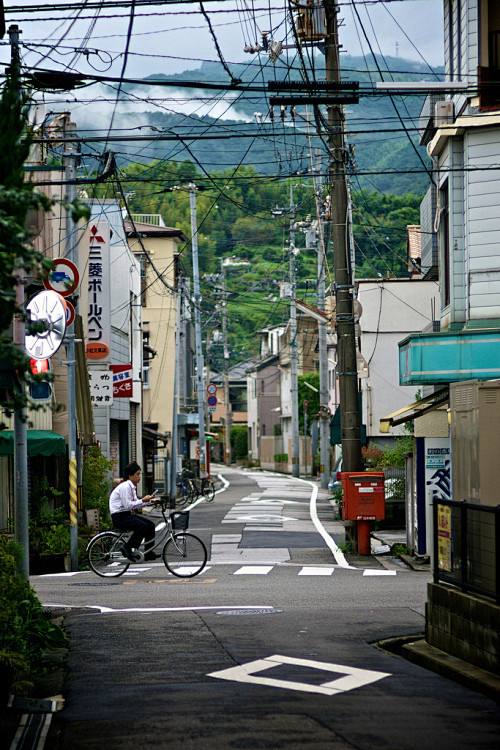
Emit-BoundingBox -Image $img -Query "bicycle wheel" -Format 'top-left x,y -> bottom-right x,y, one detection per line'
202,479 -> 215,502
175,484 -> 189,507
162,532 -> 207,577
87,531 -> 130,577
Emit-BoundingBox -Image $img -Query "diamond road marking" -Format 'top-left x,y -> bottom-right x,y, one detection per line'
208,654 -> 391,695
362,570 -> 397,576
234,566 -> 273,575
298,567 -> 334,576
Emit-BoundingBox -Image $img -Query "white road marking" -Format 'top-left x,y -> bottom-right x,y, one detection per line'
34,572 -> 79,578
298,567 -> 335,576
234,566 -> 273,575
42,603 -> 273,614
363,569 -> 397,576
208,654 -> 391,696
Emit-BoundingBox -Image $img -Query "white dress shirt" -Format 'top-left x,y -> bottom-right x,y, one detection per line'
109,479 -> 146,514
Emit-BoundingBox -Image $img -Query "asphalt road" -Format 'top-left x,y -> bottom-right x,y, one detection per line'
31,466 -> 500,749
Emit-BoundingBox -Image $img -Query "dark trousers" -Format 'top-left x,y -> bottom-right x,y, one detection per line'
111,511 -> 156,553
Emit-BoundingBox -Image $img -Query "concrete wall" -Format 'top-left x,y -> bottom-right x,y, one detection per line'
426,582 -> 499,674
357,279 -> 439,438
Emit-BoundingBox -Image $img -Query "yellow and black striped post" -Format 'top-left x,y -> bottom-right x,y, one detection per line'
69,452 -> 79,570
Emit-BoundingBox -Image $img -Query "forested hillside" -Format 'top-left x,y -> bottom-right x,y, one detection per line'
112,158 -> 421,366
96,53 -> 443,196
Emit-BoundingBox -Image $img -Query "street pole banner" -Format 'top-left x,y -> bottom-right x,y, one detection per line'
86,221 -> 111,361
111,364 -> 133,397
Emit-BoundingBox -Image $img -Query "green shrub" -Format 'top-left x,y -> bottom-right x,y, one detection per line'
230,425 -> 248,460
82,445 -> 114,528
0,535 -> 67,696
274,453 -> 288,463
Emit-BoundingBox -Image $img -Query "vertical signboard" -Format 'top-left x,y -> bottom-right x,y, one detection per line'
111,364 -> 133,397
88,370 -> 113,407
86,222 -> 111,361
437,503 -> 452,571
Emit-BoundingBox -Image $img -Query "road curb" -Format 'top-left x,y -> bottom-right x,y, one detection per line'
402,639 -> 500,702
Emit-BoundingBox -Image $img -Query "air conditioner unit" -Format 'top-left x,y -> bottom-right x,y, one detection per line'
434,100 -> 454,127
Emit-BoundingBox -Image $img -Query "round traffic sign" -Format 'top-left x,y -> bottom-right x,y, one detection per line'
65,300 -> 75,327
44,258 -> 80,297
207,395 -> 217,406
207,383 -> 217,395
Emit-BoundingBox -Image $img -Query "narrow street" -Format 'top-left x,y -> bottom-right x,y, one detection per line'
31,468 -> 499,750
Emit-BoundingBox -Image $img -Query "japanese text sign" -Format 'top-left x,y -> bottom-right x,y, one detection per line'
86,222 -> 111,361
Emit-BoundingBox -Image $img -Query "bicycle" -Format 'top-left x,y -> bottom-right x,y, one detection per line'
86,501 -> 207,579
182,469 -> 215,503
175,472 -> 192,507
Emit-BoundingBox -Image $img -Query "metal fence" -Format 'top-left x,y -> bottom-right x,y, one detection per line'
433,498 -> 500,604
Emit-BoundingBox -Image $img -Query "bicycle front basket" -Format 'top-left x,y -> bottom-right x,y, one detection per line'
172,511 -> 189,530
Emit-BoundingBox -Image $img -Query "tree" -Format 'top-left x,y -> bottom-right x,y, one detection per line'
0,70 -> 89,424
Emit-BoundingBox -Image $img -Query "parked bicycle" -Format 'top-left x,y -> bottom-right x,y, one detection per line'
86,501 -> 207,578
177,469 -> 215,505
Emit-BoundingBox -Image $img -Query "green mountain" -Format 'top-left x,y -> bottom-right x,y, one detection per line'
107,53 -> 443,195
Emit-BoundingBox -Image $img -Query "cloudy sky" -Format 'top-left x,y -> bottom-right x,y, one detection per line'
1,1 -> 444,79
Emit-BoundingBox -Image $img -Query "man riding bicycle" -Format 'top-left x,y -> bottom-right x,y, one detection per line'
109,462 -> 158,562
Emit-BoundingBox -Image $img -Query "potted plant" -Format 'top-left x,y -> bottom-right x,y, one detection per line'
29,523 -> 71,574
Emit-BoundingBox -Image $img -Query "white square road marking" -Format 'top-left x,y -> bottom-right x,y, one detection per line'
234,566 -> 273,575
298,567 -> 334,576
208,654 -> 391,696
363,570 -> 397,576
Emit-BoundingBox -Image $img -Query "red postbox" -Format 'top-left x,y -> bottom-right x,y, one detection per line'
340,472 -> 385,555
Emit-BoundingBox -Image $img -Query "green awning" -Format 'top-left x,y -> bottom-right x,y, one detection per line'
0,430 -> 66,457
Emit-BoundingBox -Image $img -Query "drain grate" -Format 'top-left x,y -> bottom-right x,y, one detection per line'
69,581 -> 122,586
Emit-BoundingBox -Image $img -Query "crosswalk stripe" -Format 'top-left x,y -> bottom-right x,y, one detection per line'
362,569 -> 397,576
298,567 -> 335,576
234,565 -> 273,575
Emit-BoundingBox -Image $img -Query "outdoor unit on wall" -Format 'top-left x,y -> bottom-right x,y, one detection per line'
449,380 -> 500,506
434,100 -> 454,127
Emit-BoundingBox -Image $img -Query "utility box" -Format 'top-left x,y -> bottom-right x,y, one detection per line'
341,472 -> 385,521
450,379 -> 500,506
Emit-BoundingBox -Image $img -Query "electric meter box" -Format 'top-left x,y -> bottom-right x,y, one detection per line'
340,472 -> 385,521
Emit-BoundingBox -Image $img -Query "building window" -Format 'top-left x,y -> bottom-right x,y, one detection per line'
138,255 -> 147,307
479,1 -> 500,109
142,331 -> 151,389
440,183 -> 451,308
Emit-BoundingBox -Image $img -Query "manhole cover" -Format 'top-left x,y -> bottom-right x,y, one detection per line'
70,582 -> 122,586
216,608 -> 282,616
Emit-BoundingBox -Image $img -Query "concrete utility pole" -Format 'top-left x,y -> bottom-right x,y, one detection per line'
10,24 -> 30,580
220,260 -> 232,465
315,150 -> 331,490
64,119 -> 79,571
324,2 -> 363,481
189,184 -> 206,476
170,281 -> 182,502
289,185 -> 300,478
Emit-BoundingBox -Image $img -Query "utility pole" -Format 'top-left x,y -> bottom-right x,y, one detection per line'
10,24 -> 29,580
324,1 -> 363,517
312,148 -> 331,490
220,259 -> 232,465
64,118 -> 79,571
170,280 -> 182,503
189,184 -> 206,476
289,184 -> 300,478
